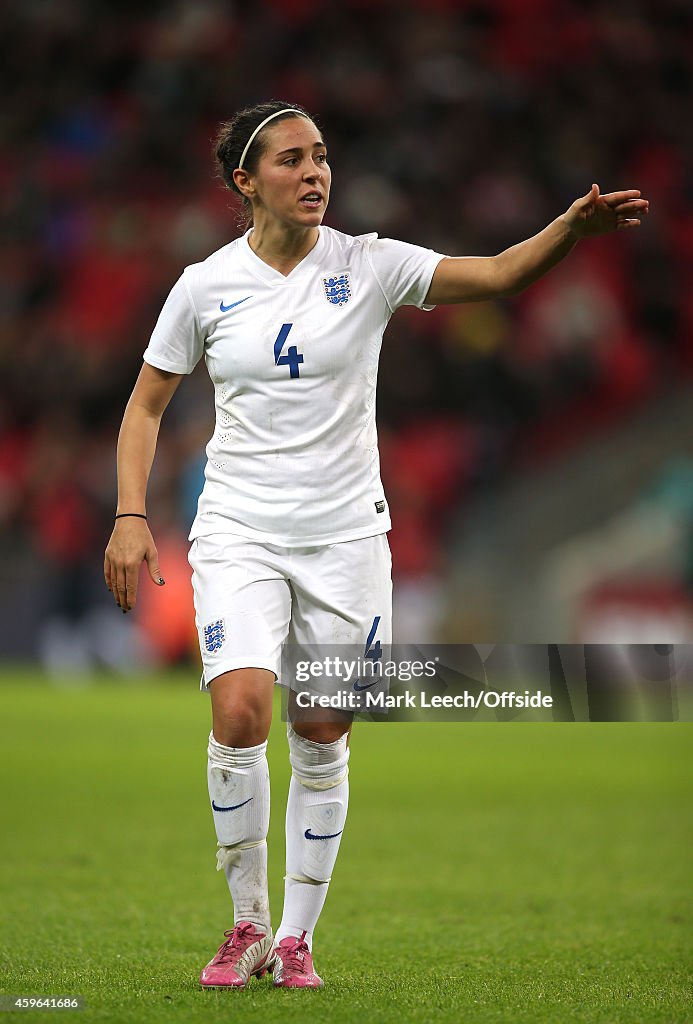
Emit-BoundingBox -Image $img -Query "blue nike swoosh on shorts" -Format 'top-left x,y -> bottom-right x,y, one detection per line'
212,797 -> 254,812
353,678 -> 378,691
219,296 -> 252,312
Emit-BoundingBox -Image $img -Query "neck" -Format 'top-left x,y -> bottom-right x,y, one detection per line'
247,219 -> 319,276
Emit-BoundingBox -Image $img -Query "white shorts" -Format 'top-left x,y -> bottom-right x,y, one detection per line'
188,532 -> 392,689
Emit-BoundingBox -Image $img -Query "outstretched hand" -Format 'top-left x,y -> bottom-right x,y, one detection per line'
564,183 -> 649,238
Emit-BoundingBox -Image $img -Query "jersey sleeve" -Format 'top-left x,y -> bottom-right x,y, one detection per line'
142,273 -> 203,374
366,237 -> 447,313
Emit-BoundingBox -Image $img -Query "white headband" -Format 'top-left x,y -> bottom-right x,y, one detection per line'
237,108 -> 310,171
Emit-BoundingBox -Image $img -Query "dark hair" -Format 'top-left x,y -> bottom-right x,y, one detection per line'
213,100 -> 317,227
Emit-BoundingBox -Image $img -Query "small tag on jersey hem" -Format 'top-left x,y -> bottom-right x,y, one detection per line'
375,501 -> 386,514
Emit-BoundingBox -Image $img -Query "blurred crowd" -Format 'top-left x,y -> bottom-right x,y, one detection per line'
1,0 -> 691,665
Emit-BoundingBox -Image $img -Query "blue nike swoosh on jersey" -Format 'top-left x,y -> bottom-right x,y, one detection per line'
219,296 -> 252,312
304,828 -> 344,840
353,678 -> 378,691
212,797 -> 254,812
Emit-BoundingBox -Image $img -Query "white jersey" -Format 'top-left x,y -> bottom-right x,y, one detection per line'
143,225 -> 445,546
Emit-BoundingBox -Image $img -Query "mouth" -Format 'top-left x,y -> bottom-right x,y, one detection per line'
299,191 -> 323,209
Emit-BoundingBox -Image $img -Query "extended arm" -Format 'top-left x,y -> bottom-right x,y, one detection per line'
104,363 -> 184,613
425,184 -> 649,305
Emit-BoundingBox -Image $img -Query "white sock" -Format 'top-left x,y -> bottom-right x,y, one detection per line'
274,725 -> 349,951
207,732 -> 271,933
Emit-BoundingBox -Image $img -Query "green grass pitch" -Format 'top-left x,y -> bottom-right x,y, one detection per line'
0,671 -> 690,1024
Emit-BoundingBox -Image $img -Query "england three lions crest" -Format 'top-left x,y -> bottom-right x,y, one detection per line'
203,619 -> 225,653
323,272 -> 351,307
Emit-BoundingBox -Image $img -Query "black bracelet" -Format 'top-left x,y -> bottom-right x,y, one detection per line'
115,513 -> 147,520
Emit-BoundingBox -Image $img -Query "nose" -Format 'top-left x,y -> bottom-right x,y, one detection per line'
302,160 -> 321,181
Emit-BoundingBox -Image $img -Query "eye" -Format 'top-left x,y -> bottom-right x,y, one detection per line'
284,157 -> 298,166
316,153 -> 327,163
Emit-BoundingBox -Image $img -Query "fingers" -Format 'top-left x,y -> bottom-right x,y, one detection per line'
106,546 -> 139,612
104,542 -> 128,611
145,547 -> 166,587
104,555 -> 113,595
115,564 -> 128,613
105,558 -> 165,612
601,189 -> 642,204
614,197 -> 649,230
113,561 -> 139,612
125,563 -> 139,612
612,199 -> 648,214
105,551 -> 126,610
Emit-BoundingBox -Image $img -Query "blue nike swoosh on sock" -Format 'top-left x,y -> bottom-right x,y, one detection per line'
212,797 -> 254,812
304,828 -> 343,840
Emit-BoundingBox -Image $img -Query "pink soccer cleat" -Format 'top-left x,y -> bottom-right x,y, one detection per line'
200,921 -> 274,989
272,931 -> 323,988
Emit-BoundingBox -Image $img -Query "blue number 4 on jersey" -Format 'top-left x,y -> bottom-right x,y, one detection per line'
274,323 -> 304,379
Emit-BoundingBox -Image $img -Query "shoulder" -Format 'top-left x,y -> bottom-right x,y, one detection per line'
326,232 -> 441,272
320,225 -> 379,258
182,237 -> 244,289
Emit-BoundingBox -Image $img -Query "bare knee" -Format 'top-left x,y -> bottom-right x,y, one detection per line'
213,709 -> 268,747
210,668 -> 274,747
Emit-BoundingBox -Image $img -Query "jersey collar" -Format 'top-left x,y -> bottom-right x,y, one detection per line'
240,227 -> 326,285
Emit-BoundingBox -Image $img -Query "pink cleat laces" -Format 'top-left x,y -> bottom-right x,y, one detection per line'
272,931 -> 323,988
200,921 -> 274,989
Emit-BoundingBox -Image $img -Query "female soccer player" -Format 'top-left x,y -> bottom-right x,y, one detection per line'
104,101 -> 648,989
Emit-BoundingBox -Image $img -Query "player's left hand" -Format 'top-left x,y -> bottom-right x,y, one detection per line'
564,183 -> 649,238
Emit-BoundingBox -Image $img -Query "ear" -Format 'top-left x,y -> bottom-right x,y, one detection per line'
232,167 -> 255,199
